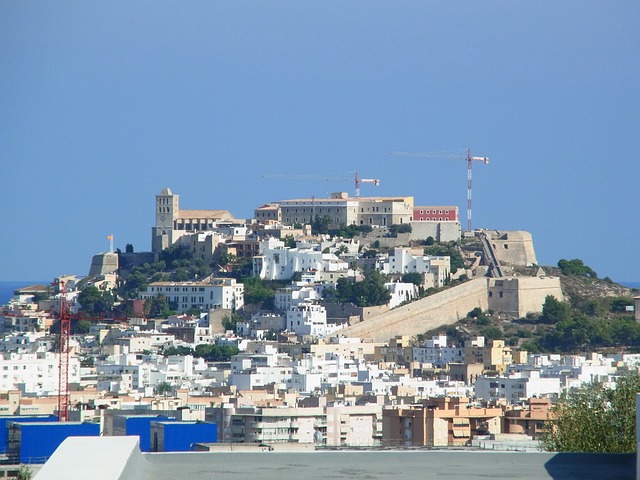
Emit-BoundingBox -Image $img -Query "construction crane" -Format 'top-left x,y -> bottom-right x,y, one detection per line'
390,148 -> 489,232
53,279 -> 71,422
263,171 -> 380,198
354,171 -> 380,197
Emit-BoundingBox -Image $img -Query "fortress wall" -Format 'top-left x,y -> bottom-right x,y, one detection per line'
486,230 -> 537,266
487,276 -> 564,318
88,252 -> 119,277
341,278 -> 488,343
409,222 -> 462,243
516,276 -> 564,317
486,278 -> 521,317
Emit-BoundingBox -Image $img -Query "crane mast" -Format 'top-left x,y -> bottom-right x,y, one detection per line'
390,148 -> 489,232
55,280 -> 71,422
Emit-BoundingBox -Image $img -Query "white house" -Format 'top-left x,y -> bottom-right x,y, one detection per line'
384,282 -> 417,309
378,248 -> 451,288
286,301 -> 344,338
253,238 -> 348,281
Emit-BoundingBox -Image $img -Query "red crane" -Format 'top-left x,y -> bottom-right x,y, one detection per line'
54,280 -> 71,422
390,148 -> 489,232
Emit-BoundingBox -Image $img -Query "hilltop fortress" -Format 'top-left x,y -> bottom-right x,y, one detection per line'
143,188 -> 562,340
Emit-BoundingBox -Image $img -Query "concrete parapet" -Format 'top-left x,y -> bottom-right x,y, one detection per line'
35,436 -> 143,480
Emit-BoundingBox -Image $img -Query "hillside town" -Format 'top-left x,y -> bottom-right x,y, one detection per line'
1,187 -> 639,468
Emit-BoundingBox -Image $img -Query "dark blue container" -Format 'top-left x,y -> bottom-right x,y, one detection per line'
150,421 -> 217,452
112,414 -> 174,452
9,421 -> 100,464
0,415 -> 57,453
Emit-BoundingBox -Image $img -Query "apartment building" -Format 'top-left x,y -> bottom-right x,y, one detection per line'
382,397 -> 502,447
138,278 -> 244,313
0,352 -> 80,396
260,192 -> 414,228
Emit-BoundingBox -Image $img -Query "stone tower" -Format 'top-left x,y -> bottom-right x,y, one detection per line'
152,188 -> 180,253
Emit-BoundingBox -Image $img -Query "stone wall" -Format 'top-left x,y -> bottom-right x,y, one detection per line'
409,221 -> 462,243
88,252 -> 119,276
487,276 -> 563,318
341,278 -> 489,342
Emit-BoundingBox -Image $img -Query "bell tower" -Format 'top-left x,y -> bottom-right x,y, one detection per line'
155,188 -> 179,229
152,188 -> 180,253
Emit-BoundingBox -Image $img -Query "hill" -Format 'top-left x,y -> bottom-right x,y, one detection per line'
418,269 -> 638,354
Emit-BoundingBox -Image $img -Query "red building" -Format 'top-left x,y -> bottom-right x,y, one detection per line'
413,206 -> 459,222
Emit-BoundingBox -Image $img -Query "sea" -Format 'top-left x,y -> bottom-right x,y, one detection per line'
0,280 -> 49,306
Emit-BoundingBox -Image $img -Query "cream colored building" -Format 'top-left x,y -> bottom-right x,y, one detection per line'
267,192 -> 414,228
138,278 -> 243,313
152,188 -> 235,253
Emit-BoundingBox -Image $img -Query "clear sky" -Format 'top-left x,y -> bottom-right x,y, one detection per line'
1,2 -> 638,283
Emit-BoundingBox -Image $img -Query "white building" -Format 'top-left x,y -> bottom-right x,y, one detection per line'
275,286 -> 322,312
378,248 -> 451,288
384,282 -> 416,309
138,278 -> 244,313
228,344 -> 293,390
287,302 -> 341,338
253,238 -> 348,281
0,352 -> 80,396
412,335 -> 464,368
474,370 -> 561,403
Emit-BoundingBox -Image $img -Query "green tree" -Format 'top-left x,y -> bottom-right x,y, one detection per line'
557,258 -> 597,278
78,286 -> 114,315
401,272 -> 423,286
154,381 -> 173,396
16,464 -> 33,480
73,320 -> 92,335
194,343 -> 239,361
542,372 -> 640,453
388,223 -> 412,236
311,215 -> 332,235
283,235 -> 297,248
424,241 -> 465,274
540,295 -> 571,324
222,313 -> 243,331
148,293 -> 171,318
241,277 -> 276,308
174,267 -> 189,282
335,269 -> 391,307
125,243 -> 134,253
124,271 -> 148,298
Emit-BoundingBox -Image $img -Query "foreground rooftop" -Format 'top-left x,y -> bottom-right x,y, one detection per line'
35,437 -> 635,480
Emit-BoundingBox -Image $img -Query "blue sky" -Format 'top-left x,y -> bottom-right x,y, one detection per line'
1,2 -> 638,282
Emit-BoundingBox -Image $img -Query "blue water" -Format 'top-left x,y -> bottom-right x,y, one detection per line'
0,281 -> 49,306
